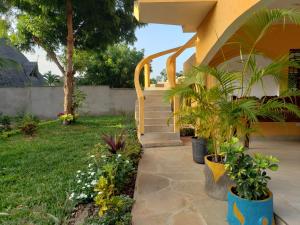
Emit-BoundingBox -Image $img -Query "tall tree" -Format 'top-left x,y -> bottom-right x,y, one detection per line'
43,71 -> 61,86
1,0 -> 141,115
75,44 -> 144,88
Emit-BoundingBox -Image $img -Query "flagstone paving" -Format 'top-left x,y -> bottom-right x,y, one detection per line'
132,144 -> 228,225
132,139 -> 300,225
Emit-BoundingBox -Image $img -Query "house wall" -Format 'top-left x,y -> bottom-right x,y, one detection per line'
218,55 -> 279,98
0,86 -> 136,118
210,24 -> 300,92
195,0 -> 270,65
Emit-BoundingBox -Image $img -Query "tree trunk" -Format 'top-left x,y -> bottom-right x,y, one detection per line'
64,0 -> 74,115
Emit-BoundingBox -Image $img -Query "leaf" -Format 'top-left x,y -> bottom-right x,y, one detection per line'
269,164 -> 279,171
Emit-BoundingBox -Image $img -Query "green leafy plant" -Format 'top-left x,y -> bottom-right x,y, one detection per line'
97,195 -> 133,225
72,88 -> 86,114
102,133 -> 126,154
165,68 -> 217,140
221,137 -> 279,200
19,114 -> 39,136
69,160 -> 101,203
0,114 -> 11,132
59,114 -> 74,123
166,9 -> 300,161
43,71 -> 61,86
94,154 -> 134,216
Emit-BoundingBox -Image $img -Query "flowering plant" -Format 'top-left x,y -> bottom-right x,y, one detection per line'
59,114 -> 75,124
69,156 -> 102,202
69,153 -> 133,205
57,112 -> 64,117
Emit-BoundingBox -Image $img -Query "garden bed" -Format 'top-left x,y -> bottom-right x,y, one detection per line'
0,115 -> 141,225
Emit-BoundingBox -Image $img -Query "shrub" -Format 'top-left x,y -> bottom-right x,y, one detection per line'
102,133 -> 126,154
70,153 -> 133,206
72,88 -> 86,114
221,137 -> 279,200
94,154 -> 134,216
0,114 -> 11,132
19,114 -> 39,136
69,159 -> 102,203
59,114 -> 75,124
98,195 -> 134,225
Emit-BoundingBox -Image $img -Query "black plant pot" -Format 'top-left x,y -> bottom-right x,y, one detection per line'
192,137 -> 207,164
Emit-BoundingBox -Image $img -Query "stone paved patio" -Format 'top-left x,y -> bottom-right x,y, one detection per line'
132,145 -> 227,225
132,139 -> 300,225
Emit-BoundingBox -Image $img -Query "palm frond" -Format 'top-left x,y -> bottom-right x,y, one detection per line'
239,8 -> 300,50
243,55 -> 293,96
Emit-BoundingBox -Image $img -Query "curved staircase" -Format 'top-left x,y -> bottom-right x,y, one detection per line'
136,88 -> 182,148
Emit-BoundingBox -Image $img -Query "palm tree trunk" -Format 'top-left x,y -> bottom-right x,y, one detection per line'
64,0 -> 74,115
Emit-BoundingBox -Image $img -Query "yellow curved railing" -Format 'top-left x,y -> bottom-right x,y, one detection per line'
166,34 -> 197,132
134,47 -> 181,135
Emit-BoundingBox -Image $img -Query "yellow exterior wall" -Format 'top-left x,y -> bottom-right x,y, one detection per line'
253,122 -> 300,137
195,0 -> 270,65
209,24 -> 300,92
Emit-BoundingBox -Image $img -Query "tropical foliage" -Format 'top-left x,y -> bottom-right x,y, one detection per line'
102,133 -> 126,154
166,9 -> 300,160
75,44 -> 144,88
68,121 -> 141,224
1,0 -> 142,115
221,137 -> 279,200
43,71 -> 61,86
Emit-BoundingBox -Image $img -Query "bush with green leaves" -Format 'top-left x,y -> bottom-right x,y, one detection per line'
70,152 -> 133,204
18,114 -> 39,136
102,133 -> 126,154
221,137 -> 279,200
72,88 -> 86,114
97,195 -> 134,225
0,114 -> 11,132
93,153 -> 134,216
59,114 -> 75,124
69,157 -> 102,203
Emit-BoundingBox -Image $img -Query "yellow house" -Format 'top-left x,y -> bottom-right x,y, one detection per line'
133,0 -> 300,147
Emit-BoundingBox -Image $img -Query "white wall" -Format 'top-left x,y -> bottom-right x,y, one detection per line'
218,55 -> 279,98
0,86 -> 136,118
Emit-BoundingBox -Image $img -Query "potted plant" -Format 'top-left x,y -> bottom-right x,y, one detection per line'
165,70 -> 213,164
221,137 -> 279,225
58,113 -> 75,125
195,8 -> 300,200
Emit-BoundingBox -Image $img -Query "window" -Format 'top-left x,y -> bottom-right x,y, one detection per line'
288,49 -> 300,90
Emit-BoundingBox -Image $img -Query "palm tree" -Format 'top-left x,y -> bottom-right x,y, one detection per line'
43,71 -> 61,86
166,8 -> 300,161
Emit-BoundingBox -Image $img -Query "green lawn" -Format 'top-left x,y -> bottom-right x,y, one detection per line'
0,116 -> 132,225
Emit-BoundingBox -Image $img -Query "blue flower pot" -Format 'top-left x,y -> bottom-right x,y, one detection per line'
227,187 -> 274,225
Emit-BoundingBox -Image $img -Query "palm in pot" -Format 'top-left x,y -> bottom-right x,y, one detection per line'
166,8 -> 300,201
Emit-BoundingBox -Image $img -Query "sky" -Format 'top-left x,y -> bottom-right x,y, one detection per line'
24,24 -> 195,79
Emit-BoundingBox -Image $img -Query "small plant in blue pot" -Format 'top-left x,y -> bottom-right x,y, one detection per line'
221,138 -> 279,225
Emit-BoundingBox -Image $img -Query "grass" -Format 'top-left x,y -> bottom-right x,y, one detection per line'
0,116 -> 133,225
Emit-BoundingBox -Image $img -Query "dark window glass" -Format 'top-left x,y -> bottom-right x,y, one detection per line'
289,49 -> 300,90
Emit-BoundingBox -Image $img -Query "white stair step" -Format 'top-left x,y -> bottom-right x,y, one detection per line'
144,118 -> 171,125
141,139 -> 183,148
144,124 -> 174,132
144,111 -> 172,118
144,105 -> 171,111
140,132 -> 180,141
144,90 -> 167,96
144,97 -> 169,102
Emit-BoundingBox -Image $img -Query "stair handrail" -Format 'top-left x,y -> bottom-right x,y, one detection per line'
166,34 -> 197,132
134,46 -> 182,135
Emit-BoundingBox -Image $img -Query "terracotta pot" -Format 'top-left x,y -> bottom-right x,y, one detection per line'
204,155 -> 234,201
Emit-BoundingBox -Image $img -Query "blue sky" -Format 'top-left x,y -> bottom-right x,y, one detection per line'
24,24 -> 195,79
